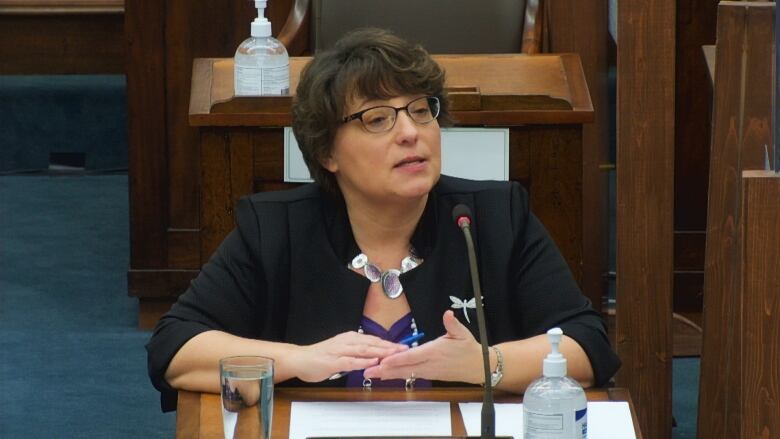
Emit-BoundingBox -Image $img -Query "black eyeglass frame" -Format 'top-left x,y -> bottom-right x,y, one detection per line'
341,96 -> 441,133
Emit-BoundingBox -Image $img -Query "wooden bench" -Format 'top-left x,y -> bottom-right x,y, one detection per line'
0,0 -> 125,74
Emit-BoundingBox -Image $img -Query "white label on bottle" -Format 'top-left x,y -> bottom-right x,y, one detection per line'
235,65 -> 289,96
525,411 -> 564,431
261,65 -> 289,95
524,408 -> 587,438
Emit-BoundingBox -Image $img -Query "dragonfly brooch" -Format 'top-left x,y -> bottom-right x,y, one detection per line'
449,296 -> 477,323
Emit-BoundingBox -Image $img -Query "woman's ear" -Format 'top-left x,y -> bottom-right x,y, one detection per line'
321,154 -> 338,173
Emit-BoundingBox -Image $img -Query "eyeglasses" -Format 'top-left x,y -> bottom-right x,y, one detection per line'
341,96 -> 441,133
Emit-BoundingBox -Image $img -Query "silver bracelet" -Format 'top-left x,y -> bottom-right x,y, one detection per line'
490,346 -> 504,387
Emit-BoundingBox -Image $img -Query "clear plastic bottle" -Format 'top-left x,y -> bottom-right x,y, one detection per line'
234,0 -> 289,96
523,328 -> 587,439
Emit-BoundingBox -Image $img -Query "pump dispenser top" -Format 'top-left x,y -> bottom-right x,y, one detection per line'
543,327 -> 567,377
251,0 -> 272,37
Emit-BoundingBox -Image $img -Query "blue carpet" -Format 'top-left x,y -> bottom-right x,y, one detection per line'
0,175 -> 174,438
673,358 -> 700,438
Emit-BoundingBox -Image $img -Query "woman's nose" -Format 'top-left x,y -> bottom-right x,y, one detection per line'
393,110 -> 419,144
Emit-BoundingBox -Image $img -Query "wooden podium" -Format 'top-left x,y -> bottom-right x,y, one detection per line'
176,387 -> 642,438
129,53 -> 597,326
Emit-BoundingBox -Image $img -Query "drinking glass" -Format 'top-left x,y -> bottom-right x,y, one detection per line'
220,356 -> 274,439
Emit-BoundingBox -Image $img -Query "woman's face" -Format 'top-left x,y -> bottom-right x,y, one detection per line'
323,94 -> 442,204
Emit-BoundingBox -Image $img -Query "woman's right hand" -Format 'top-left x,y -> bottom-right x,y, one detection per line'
290,331 -> 408,382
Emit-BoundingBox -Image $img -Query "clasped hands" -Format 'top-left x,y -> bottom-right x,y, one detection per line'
291,310 -> 484,385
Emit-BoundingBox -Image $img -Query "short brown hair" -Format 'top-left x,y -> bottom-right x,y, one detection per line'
291,28 -> 452,195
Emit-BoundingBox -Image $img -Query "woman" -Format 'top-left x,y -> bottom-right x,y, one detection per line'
147,28 -> 620,411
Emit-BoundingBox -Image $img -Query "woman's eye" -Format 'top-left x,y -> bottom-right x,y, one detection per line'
365,115 -> 388,127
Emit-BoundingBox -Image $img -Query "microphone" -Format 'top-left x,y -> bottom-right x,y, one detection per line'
452,204 -> 496,439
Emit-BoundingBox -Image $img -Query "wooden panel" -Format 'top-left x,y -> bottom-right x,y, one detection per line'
698,4 -> 775,438
615,2 -> 676,439
252,129 -> 285,181
199,129 -> 255,263
200,129 -> 233,264
128,269 -> 198,299
508,127 -> 531,180
547,0 -> 610,313
228,130 -> 255,211
167,229 -> 200,269
0,13 -> 124,74
740,172 -> 780,438
525,125 -> 583,285
138,298 -> 176,330
126,0 -> 167,269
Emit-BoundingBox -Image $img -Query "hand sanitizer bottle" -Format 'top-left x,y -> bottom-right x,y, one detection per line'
523,328 -> 587,438
234,0 -> 289,96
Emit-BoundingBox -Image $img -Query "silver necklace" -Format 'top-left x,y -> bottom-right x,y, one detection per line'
348,250 -> 421,299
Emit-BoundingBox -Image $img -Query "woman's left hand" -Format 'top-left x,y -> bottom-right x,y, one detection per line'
363,310 -> 485,384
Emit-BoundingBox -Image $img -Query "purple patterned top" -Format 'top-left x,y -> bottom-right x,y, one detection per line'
345,312 -> 432,388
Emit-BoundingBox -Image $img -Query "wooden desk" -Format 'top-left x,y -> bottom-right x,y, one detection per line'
176,387 -> 642,438
128,53 -> 600,326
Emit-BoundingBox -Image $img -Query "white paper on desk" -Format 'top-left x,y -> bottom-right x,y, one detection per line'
289,401 -> 451,439
459,401 -> 636,439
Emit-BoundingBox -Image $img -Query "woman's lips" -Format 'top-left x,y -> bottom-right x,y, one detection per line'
394,157 -> 427,172
394,156 -> 425,167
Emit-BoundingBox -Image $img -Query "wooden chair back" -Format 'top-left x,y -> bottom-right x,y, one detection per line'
277,0 -> 545,55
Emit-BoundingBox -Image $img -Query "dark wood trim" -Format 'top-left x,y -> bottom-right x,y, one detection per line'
615,1 -> 676,438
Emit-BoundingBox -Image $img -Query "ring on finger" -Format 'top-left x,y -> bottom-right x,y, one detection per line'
405,372 -> 416,391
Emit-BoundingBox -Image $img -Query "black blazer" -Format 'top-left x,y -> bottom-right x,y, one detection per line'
146,175 -> 620,411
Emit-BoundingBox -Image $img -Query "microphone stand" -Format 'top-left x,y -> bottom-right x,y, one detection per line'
457,219 -> 496,439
